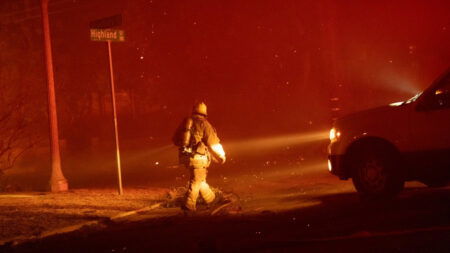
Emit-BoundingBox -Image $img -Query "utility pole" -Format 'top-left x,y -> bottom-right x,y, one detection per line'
40,0 -> 68,192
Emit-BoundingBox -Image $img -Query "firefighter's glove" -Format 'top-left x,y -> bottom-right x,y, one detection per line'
211,144 -> 226,165
219,156 -> 226,165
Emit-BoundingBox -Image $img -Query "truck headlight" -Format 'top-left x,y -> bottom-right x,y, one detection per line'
329,128 -> 340,143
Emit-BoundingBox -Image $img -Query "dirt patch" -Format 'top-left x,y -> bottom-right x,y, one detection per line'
0,188 -> 170,242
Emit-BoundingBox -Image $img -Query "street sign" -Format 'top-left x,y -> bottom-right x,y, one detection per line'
90,29 -> 125,42
89,20 -> 126,195
90,14 -> 122,29
89,25 -> 125,195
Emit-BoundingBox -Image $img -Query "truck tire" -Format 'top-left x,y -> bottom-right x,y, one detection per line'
350,145 -> 404,198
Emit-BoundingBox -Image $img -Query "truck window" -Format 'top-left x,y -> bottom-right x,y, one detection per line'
428,76 -> 450,109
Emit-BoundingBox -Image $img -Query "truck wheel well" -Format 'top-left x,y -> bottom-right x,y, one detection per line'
343,137 -> 401,177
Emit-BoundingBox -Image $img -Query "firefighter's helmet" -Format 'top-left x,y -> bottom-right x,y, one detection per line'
193,102 -> 207,116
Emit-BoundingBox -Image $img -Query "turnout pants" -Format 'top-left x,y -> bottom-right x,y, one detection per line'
184,154 -> 215,211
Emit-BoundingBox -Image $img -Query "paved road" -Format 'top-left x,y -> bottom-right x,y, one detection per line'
5,162 -> 450,252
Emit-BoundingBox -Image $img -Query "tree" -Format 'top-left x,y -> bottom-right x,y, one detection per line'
0,85 -> 40,173
0,20 -> 47,176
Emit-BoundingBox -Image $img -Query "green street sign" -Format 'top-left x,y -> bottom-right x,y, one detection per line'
90,29 -> 125,42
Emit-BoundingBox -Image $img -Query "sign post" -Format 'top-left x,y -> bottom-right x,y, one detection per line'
106,39 -> 123,196
90,16 -> 125,195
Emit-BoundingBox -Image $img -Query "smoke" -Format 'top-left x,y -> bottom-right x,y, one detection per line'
126,144 -> 175,161
223,130 -> 329,155
377,71 -> 423,96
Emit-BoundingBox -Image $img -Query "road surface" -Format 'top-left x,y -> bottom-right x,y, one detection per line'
5,160 -> 450,252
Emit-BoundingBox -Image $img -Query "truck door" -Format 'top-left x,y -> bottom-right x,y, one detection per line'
410,73 -> 450,174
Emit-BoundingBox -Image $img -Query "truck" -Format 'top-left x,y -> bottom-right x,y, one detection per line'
328,69 -> 450,197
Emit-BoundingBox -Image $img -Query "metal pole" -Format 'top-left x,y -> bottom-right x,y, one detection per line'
107,41 -> 123,195
40,0 -> 68,192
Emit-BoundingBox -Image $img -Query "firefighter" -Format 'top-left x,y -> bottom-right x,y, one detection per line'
172,102 -> 226,212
